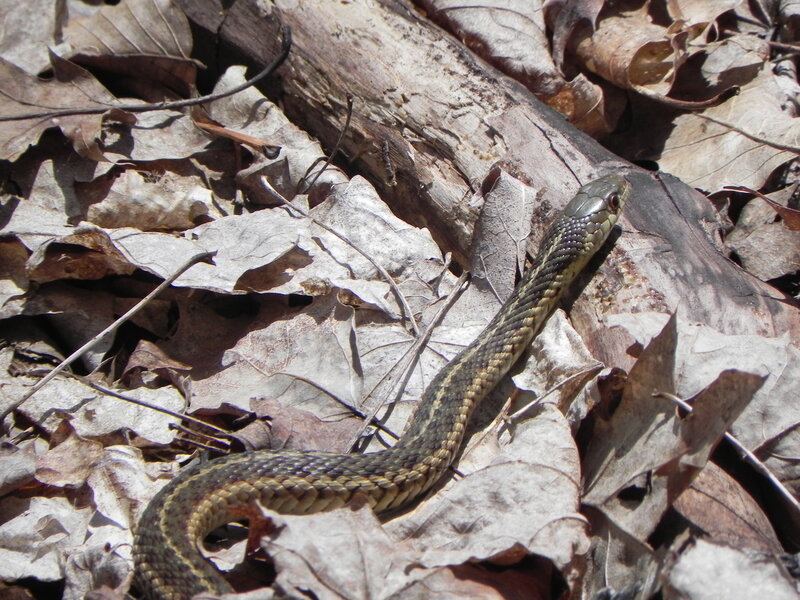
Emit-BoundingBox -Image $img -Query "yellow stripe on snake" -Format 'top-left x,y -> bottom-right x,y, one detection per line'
133,173 -> 630,599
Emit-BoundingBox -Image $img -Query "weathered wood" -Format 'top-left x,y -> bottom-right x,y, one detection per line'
178,0 -> 800,367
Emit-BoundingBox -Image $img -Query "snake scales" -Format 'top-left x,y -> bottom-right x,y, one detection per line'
133,173 -> 630,599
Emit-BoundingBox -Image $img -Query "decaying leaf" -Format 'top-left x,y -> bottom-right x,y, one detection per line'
674,462 -> 782,554
608,311 -> 800,498
262,503 -> 543,600
209,66 -> 348,201
654,68 -> 798,192
387,402 -> 590,589
61,0 -> 198,101
583,314 -> 765,542
663,539 -> 797,600
0,54 -> 137,162
0,496 -> 94,582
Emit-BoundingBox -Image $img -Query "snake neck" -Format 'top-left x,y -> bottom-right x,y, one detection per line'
398,223 -> 584,453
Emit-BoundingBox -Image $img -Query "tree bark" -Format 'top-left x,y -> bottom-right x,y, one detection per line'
178,0 -> 799,367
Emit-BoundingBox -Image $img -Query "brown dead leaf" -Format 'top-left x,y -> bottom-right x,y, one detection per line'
0,431 -> 166,597
674,461 -> 782,554
582,314 -> 764,541
121,339 -> 191,390
543,0 -> 605,70
723,184 -> 800,232
663,539 -> 797,599
514,309 -> 603,414
0,495 -> 94,583
654,67 -> 798,192
36,427 -> 105,488
421,1 -> 561,97
574,3 -> 706,98
387,402 -> 589,589
726,221 -> 800,282
0,238 -> 30,316
16,282 -> 117,371
260,503 -> 546,600
189,294 -> 363,422
2,375 -> 183,445
210,66 -> 348,202
82,168 -> 216,231
470,169 -> 535,301
580,511 -> 661,598
0,0 -> 69,75
0,444 -> 36,496
27,227 -> 136,284
250,397 -> 362,455
608,312 -> 800,499
0,53 -> 137,162
757,195 -> 800,232
64,544 -> 131,600
62,0 -> 198,102
420,1 -> 616,134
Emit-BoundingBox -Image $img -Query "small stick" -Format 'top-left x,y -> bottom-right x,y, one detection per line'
654,391 -> 800,518
2,251 -> 215,425
80,377 -> 229,438
507,364 -> 603,424
296,94 -> 354,195
262,176 -> 420,335
0,27 -> 292,123
347,271 -> 469,451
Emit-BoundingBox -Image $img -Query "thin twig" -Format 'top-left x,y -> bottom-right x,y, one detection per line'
79,377 -> 230,438
297,94 -> 354,195
232,351 -> 398,440
261,176 -> 420,335
507,364 -> 604,424
2,251 -> 215,425
0,27 -> 292,123
694,113 -> 800,153
654,391 -> 800,518
346,271 -> 470,451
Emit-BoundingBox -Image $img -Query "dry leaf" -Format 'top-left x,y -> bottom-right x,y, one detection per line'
83,169 -> 216,231
420,1 -> 618,134
261,502 -> 550,600
544,0 -> 605,70
726,222 -> 800,282
652,67 -> 798,192
0,54 -> 137,161
663,539 -> 797,599
387,403 -> 590,589
209,66 -> 348,200
469,168 -> 535,300
674,462 -> 782,554
61,0 -> 198,101
607,311 -> 800,497
583,314 -> 764,541
575,4 -> 700,97
0,444 -> 36,496
0,0 -> 73,75
189,294 -> 363,421
0,496 -> 94,582
2,375 -> 183,444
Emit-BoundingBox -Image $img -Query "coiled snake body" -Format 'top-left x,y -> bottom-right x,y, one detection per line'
133,174 -> 630,599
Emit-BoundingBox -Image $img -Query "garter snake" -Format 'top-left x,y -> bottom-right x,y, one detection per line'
133,173 -> 630,599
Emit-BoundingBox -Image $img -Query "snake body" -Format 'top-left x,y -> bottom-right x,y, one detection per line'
133,174 -> 629,599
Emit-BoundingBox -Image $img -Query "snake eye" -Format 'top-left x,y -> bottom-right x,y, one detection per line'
607,192 -> 621,212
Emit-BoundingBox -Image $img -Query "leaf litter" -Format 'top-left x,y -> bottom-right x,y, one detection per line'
0,1 -> 798,599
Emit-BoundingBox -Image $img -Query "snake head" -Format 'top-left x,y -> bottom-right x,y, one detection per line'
538,173 -> 630,270
564,173 -> 629,222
